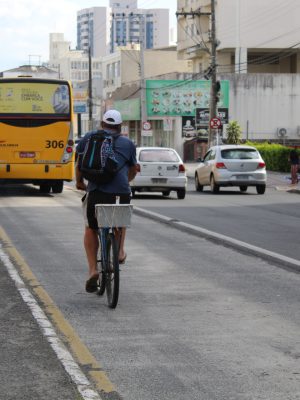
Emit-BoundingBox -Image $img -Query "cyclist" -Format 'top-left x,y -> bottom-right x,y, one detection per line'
75,110 -> 137,293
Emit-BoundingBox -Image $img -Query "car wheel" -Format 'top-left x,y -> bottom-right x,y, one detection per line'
162,190 -> 170,197
195,173 -> 203,192
239,186 -> 248,192
177,189 -> 186,199
210,175 -> 220,194
256,185 -> 266,195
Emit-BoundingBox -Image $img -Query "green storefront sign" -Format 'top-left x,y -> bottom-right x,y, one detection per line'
146,80 -> 229,117
114,98 -> 141,121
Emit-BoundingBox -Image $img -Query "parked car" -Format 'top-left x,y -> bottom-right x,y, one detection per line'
130,147 -> 187,199
194,145 -> 267,194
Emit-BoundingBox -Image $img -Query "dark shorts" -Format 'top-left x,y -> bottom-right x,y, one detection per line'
82,191 -> 131,230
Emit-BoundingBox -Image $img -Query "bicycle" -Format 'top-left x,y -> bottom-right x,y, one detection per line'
95,204 -> 133,309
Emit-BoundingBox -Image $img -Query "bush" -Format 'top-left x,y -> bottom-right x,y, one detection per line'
226,121 -> 242,144
245,141 -> 300,172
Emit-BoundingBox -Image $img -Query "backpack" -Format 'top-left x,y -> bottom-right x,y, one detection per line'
79,130 -> 126,185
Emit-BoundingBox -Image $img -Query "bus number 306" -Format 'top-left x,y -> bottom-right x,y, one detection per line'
45,140 -> 64,148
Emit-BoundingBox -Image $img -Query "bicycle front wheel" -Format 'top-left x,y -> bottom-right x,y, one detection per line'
105,233 -> 120,309
96,244 -> 106,297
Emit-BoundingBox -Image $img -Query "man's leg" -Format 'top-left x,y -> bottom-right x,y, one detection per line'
118,228 -> 127,262
84,227 -> 99,278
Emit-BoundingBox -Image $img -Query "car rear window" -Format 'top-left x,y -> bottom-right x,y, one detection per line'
221,148 -> 259,160
139,149 -> 180,162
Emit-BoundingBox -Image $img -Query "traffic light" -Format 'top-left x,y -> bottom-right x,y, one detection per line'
215,80 -> 221,103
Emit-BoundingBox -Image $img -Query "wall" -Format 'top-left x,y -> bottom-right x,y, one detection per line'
220,73 -> 300,141
218,0 -> 300,50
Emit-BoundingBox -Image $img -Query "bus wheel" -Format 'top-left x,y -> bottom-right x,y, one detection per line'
40,183 -> 51,193
51,181 -> 64,193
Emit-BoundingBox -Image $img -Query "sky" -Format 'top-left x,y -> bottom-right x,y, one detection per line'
0,0 -> 176,72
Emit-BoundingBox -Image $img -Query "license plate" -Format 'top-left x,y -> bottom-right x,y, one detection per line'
236,175 -> 249,180
152,178 -> 167,183
20,152 -> 36,158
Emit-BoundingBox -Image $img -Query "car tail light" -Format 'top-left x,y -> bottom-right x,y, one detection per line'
257,162 -> 266,169
66,146 -> 73,153
179,164 -> 185,172
216,162 -> 226,169
136,164 -> 141,172
68,139 -> 74,146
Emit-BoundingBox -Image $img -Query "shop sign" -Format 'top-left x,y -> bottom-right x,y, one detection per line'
195,108 -> 229,126
146,80 -> 229,117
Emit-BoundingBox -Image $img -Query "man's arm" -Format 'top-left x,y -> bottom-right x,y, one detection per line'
128,165 -> 137,182
75,161 -> 87,191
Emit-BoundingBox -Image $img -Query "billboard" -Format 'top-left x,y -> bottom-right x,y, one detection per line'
0,82 -> 70,115
146,80 -> 229,117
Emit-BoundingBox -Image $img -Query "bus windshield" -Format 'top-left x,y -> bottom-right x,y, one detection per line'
0,80 -> 71,119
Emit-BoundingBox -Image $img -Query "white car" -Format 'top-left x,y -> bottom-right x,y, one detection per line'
194,145 -> 267,194
130,147 -> 187,199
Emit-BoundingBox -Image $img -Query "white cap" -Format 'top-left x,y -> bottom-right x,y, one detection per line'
103,109 -> 122,125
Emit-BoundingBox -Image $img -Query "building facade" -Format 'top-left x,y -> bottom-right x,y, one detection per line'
48,33 -> 103,135
177,0 -> 300,74
77,2 -> 169,58
77,7 -> 111,57
110,0 -> 169,53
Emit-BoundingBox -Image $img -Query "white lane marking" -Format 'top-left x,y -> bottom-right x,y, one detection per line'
0,245 -> 103,400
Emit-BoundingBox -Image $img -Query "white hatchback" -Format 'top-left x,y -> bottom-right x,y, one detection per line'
130,147 -> 187,199
195,145 -> 267,194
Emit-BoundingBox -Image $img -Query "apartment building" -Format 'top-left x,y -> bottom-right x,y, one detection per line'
77,7 -> 111,57
48,33 -> 103,134
48,34 -> 102,83
177,0 -> 300,74
110,0 -> 169,53
77,2 -> 169,58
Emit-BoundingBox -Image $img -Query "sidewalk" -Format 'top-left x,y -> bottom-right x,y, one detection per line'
0,257 -> 84,400
185,162 -> 300,193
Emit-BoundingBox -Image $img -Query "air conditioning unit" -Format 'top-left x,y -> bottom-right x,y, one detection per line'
277,127 -> 288,138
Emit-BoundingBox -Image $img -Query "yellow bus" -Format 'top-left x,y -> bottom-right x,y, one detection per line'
0,77 -> 75,193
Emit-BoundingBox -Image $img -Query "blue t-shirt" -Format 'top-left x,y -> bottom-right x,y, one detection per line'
76,130 -> 137,194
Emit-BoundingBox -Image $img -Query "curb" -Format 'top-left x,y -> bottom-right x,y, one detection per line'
134,207 -> 300,273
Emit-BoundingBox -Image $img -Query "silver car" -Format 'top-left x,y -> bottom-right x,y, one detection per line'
130,147 -> 187,199
194,145 -> 267,194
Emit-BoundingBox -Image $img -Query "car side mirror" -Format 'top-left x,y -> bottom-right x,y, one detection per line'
197,157 -> 203,163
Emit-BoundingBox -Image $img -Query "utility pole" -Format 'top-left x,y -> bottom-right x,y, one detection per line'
176,6 -> 218,146
208,0 -> 218,147
88,46 -> 93,130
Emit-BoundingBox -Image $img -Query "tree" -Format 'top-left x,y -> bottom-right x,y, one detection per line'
226,120 -> 242,144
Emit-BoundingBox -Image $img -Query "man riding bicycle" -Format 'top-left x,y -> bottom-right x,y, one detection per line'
75,110 -> 137,293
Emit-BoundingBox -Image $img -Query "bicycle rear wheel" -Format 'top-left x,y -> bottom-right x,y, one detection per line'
96,244 -> 106,296
105,233 -> 119,309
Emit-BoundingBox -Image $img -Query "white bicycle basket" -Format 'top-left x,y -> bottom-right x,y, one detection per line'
95,204 -> 133,228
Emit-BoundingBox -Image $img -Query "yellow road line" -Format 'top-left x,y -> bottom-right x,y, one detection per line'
0,226 -> 117,396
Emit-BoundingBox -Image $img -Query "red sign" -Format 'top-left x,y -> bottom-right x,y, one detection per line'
142,121 -> 152,130
210,117 -> 222,129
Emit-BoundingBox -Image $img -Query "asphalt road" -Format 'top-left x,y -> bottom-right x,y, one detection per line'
0,183 -> 300,400
132,179 -> 300,261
